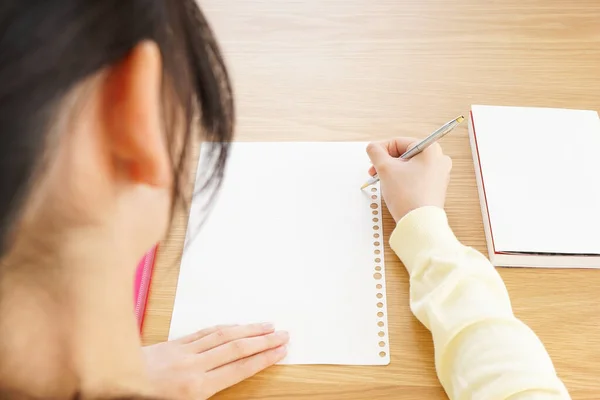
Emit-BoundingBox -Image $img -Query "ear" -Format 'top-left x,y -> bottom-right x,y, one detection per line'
101,41 -> 171,188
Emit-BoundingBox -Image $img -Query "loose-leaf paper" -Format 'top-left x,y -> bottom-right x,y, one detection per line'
169,142 -> 390,365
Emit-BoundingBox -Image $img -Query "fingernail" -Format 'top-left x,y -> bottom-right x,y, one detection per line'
275,331 -> 290,341
261,322 -> 275,331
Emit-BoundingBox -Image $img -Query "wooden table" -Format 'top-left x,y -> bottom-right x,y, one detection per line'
143,1 -> 600,398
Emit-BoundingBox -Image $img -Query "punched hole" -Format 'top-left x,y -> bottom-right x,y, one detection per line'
379,331 -> 385,337
378,321 -> 384,327
379,341 -> 385,348
370,203 -> 378,209
374,241 -> 380,246
375,266 -> 381,271
379,351 -> 387,358
377,312 -> 384,317
377,293 -> 383,299
373,273 -> 382,280
376,284 -> 382,289
377,302 -> 383,308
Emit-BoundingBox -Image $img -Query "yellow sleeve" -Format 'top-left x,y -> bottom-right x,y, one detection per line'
389,206 -> 570,400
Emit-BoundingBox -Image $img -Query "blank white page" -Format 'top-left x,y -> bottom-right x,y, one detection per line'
169,142 -> 390,365
471,105 -> 600,254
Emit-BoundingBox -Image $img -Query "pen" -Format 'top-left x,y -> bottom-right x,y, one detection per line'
361,115 -> 465,190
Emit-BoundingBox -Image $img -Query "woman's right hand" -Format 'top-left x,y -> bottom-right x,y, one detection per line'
144,323 -> 289,399
366,138 -> 452,222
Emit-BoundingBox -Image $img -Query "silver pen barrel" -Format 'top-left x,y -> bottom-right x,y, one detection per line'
401,120 -> 458,160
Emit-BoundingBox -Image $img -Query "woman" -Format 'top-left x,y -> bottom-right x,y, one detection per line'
0,1 -> 569,399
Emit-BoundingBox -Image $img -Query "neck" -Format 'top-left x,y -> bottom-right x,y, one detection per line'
0,232 -> 149,399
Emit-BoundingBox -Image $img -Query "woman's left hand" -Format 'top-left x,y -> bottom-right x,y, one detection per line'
144,323 -> 289,399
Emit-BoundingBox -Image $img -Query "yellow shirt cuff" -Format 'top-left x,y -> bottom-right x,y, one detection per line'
389,206 -> 461,275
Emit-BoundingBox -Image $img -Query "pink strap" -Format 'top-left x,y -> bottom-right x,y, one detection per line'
134,246 -> 157,331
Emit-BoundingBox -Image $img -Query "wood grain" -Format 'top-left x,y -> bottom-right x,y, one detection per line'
142,1 -> 600,398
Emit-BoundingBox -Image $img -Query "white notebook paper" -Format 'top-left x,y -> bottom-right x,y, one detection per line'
468,105 -> 600,268
169,142 -> 390,365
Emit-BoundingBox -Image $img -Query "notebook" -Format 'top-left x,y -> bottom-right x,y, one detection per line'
169,142 -> 390,365
468,105 -> 600,268
134,246 -> 157,330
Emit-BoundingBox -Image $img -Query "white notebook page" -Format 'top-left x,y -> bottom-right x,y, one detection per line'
471,105 -> 600,255
169,142 -> 390,365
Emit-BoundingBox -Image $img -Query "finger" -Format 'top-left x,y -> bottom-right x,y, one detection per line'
199,330 -> 289,370
443,155 -> 453,172
415,142 -> 444,162
177,325 -> 237,344
188,323 -> 276,354
405,141 -> 418,153
368,165 -> 376,176
365,142 -> 391,166
206,345 -> 288,395
381,137 -> 419,158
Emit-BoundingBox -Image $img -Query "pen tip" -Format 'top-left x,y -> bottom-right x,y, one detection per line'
360,183 -> 369,190
456,115 -> 465,123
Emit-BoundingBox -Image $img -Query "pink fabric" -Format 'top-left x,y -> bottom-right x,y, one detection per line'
134,246 -> 157,331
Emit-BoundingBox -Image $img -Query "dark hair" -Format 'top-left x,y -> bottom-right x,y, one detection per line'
0,0 -> 234,256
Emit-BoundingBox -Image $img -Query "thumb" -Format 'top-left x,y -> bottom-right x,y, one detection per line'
366,142 -> 390,167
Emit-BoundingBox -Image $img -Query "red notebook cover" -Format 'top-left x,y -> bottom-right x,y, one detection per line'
134,246 -> 157,331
